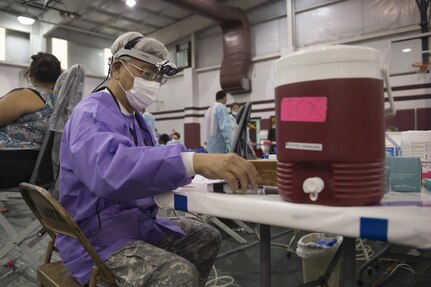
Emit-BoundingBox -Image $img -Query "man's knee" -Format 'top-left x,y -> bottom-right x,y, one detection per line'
175,258 -> 200,285
207,225 -> 222,246
151,257 -> 200,286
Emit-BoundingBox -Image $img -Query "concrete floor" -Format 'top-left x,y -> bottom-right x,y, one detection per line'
1,198 -> 430,287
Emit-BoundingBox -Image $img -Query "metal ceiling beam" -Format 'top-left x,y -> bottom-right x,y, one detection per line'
62,0 -> 115,31
61,0 -> 93,12
20,1 -> 80,17
63,0 -> 171,34
40,9 -> 116,41
1,0 -> 18,12
89,8 -> 162,32
83,17 -> 129,33
73,0 -> 115,17
134,6 -> 181,22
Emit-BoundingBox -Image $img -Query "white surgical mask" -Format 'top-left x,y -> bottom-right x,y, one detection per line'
232,111 -> 238,117
118,61 -> 160,111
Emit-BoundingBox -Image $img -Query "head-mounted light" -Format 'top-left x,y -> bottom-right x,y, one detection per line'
157,60 -> 183,76
112,47 -> 183,77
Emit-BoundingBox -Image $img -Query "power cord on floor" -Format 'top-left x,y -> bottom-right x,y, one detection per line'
270,242 -> 297,257
370,261 -> 415,287
181,213 -> 237,286
356,239 -> 375,261
269,229 -> 298,257
387,263 -> 415,277
205,265 -> 236,287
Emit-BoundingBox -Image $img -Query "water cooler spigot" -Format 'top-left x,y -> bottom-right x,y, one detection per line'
302,177 -> 325,201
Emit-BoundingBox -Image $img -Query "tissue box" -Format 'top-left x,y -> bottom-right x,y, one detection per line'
386,157 -> 422,192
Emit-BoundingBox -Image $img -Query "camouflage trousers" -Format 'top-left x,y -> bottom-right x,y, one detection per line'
103,217 -> 222,287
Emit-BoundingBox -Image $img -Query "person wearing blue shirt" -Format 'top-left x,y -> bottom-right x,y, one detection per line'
167,132 -> 181,145
204,90 -> 233,153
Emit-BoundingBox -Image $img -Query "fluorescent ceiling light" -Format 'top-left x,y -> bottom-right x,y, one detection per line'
402,48 -> 412,53
18,16 -> 35,25
126,0 -> 136,7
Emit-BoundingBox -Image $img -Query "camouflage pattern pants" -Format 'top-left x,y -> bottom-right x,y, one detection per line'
104,217 -> 221,287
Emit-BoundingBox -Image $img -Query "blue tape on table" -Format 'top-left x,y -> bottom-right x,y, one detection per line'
360,217 -> 388,242
174,194 -> 188,212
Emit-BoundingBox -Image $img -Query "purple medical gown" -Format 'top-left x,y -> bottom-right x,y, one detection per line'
55,90 -> 191,285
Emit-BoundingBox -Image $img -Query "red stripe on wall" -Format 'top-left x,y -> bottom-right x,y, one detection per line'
184,123 -> 201,149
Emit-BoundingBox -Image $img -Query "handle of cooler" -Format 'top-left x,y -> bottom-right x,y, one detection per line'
383,66 -> 396,118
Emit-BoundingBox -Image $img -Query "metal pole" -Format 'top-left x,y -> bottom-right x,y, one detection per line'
260,224 -> 271,287
342,237 -> 357,287
416,0 -> 430,63
286,0 -> 295,53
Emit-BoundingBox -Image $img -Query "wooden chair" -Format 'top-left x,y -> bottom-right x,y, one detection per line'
18,182 -> 117,287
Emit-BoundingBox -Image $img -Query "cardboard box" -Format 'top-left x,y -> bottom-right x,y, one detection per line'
386,157 -> 422,192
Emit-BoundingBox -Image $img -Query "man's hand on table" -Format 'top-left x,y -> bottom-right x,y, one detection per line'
193,153 -> 261,193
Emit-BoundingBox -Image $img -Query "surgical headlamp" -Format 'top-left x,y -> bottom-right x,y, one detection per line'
111,36 -> 183,78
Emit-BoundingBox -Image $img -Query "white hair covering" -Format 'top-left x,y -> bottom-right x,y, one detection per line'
110,32 -> 168,61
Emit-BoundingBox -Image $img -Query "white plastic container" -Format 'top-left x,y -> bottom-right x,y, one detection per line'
400,131 -> 431,161
296,233 -> 343,287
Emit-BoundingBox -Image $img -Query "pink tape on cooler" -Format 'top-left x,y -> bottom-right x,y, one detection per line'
280,97 -> 327,122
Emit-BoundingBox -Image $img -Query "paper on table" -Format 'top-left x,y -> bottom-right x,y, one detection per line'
175,175 -> 225,190
192,174 -> 224,184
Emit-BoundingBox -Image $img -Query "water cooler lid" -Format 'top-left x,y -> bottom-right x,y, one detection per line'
275,45 -> 384,86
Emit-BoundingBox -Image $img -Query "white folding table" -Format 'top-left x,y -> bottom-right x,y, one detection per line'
155,183 -> 431,287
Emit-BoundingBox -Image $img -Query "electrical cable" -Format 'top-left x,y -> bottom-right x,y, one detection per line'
371,261 -> 415,287
387,262 -> 415,277
205,265 -> 236,287
271,242 -> 292,249
91,71 -> 110,93
355,239 -> 375,261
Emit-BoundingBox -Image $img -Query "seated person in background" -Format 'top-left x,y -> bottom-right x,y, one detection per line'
167,131 -> 180,145
154,128 -> 160,141
56,31 -> 261,287
229,102 -> 240,138
0,52 -> 61,188
158,133 -> 170,145
229,102 -> 240,119
267,119 -> 276,154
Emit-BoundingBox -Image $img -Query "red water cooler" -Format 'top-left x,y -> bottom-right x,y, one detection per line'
275,45 -> 395,206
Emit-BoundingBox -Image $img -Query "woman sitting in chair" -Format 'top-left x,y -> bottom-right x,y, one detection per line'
0,52 -> 61,188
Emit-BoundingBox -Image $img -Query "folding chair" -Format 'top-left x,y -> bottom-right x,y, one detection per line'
0,64 -> 85,268
19,182 -> 117,287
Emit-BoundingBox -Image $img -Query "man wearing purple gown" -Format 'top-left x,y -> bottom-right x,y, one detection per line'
56,31 -> 260,287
